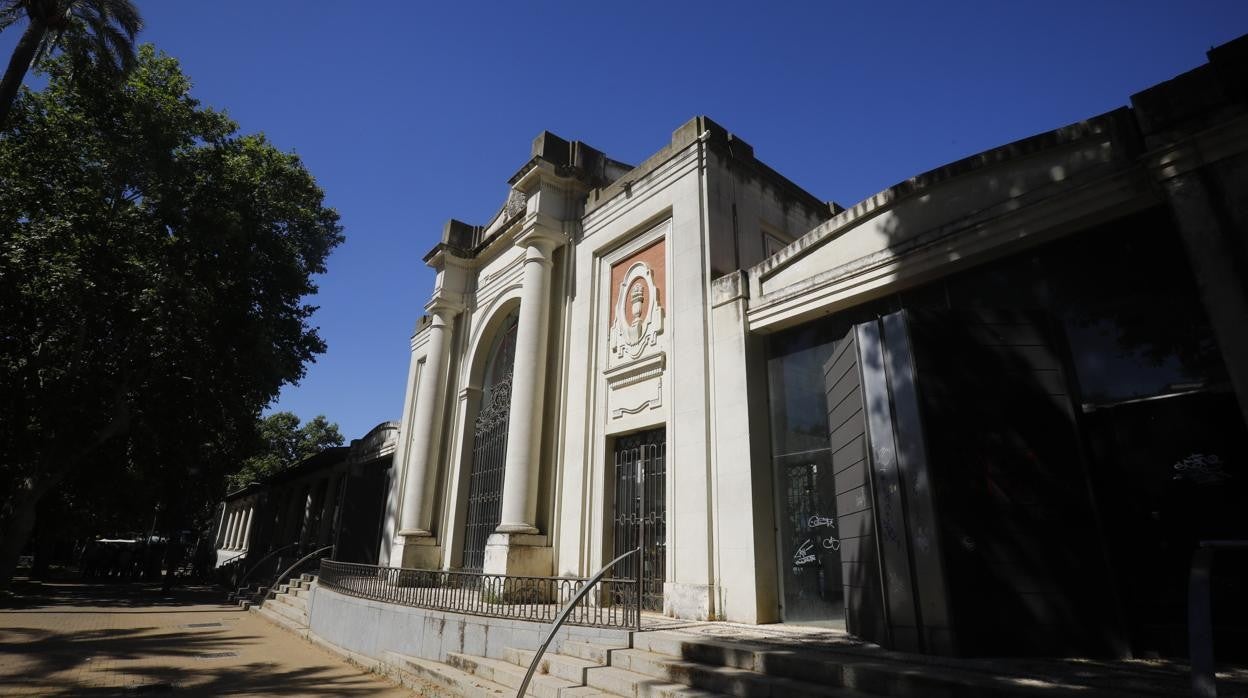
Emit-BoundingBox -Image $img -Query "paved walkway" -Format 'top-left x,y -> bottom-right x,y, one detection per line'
0,579 -> 412,697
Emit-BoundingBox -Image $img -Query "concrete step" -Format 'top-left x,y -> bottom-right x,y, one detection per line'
557,639 -> 631,664
501,646 -> 723,698
253,603 -> 310,639
260,596 -> 308,625
383,651 -> 511,698
610,648 -> 858,698
289,585 -> 314,599
630,630 -> 1161,698
274,592 -> 308,611
505,647 -> 602,684
447,652 -> 596,698
300,572 -> 317,583
581,665 -> 725,698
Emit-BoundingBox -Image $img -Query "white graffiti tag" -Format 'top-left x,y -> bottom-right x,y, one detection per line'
793,539 -> 816,565
807,514 -> 836,529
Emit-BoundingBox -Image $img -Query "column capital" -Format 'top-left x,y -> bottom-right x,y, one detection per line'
425,291 -> 465,322
515,214 -> 568,258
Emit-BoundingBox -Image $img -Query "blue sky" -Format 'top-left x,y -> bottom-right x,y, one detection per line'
5,2 -> 1247,439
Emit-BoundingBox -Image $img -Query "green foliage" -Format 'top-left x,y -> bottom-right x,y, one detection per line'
0,0 -> 143,125
226,412 -> 345,491
0,45 -> 344,580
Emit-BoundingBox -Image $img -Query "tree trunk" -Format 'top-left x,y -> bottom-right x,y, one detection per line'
0,20 -> 46,127
0,479 -> 48,590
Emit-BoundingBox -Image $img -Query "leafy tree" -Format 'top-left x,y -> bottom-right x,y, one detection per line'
0,0 -> 142,126
226,412 -> 345,491
0,46 -> 344,587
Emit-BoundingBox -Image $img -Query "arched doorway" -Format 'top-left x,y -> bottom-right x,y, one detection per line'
461,309 -> 519,571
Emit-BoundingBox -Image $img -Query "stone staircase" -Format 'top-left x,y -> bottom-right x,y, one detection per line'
248,573 -> 316,639
377,626 -> 1208,698
381,631 -> 883,698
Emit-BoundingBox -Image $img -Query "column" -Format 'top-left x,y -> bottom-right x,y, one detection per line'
497,228 -> 565,533
231,509 -> 244,550
224,510 -> 238,549
397,300 -> 460,537
213,503 -> 227,549
240,507 -> 254,551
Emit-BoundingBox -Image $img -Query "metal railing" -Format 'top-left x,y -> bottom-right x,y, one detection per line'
264,545 -> 333,599
1189,539 -> 1248,698
517,547 -> 639,698
318,559 -> 641,630
236,542 -> 299,590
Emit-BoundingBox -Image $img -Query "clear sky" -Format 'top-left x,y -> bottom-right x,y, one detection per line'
4,2 -> 1247,439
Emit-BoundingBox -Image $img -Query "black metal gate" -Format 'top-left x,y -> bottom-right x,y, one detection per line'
612,428 -> 666,612
461,313 -> 519,572
462,375 -> 511,571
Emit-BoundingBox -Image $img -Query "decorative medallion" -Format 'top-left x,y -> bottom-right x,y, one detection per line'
610,261 -> 663,361
503,189 -> 527,219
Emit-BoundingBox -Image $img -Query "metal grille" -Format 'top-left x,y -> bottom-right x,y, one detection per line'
462,375 -> 511,571
319,559 -> 640,629
612,428 -> 666,611
462,313 -> 518,571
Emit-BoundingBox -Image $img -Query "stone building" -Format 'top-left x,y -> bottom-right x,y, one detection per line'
371,37 -> 1248,660
216,422 -> 398,575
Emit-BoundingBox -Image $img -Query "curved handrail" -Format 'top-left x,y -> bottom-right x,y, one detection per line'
516,547 -> 639,698
236,542 -> 299,589
219,550 -> 247,568
1190,539 -> 1248,698
264,545 -> 333,601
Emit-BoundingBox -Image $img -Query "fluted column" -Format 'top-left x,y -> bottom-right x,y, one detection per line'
497,228 -> 564,533
214,503 -> 228,548
240,507 -> 254,551
398,301 -> 461,538
225,510 -> 239,549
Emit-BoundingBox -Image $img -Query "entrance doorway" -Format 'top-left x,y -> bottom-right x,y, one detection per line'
611,428 -> 666,612
461,311 -> 518,571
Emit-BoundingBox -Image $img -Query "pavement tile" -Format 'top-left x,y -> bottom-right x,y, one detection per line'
0,579 -> 413,697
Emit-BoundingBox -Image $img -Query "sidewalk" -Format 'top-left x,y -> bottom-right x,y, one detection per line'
0,578 -> 412,697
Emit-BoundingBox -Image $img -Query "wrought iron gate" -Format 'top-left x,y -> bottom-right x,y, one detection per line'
612,428 -> 666,611
462,375 -> 511,571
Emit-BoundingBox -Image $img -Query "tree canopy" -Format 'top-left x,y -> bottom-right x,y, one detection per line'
0,46 -> 344,585
0,0 -> 143,125
226,412 -> 345,492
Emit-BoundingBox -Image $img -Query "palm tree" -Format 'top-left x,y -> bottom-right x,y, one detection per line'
0,0 -> 142,126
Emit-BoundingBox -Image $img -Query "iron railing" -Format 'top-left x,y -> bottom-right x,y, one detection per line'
265,545 -> 333,599
517,547 -> 639,698
318,559 -> 641,630
1190,539 -> 1248,698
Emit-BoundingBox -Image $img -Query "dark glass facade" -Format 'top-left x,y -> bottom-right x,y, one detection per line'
765,207 -> 1248,656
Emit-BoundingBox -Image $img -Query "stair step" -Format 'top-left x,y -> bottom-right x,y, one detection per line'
384,651 -> 512,698
505,647 -> 602,684
275,593 -> 308,611
253,604 -> 309,638
260,597 -> 308,625
612,648 -> 859,698
447,652 -> 589,698
629,630 -> 1168,698
558,639 -> 631,664
582,665 -> 725,698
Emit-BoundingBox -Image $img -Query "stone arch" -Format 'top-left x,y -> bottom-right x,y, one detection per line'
449,294 -> 522,569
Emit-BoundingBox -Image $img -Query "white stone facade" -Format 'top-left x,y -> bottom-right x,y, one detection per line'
383,43 -> 1248,639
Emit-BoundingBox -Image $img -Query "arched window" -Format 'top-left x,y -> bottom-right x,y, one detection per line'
461,310 -> 518,570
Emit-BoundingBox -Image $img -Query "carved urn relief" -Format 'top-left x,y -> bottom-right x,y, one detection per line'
604,237 -> 667,430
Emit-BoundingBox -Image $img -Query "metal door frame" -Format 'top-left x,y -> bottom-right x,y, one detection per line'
610,427 -> 666,612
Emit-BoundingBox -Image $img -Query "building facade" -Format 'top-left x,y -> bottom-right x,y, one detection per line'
383,37 -> 1248,658
217,422 -> 398,572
